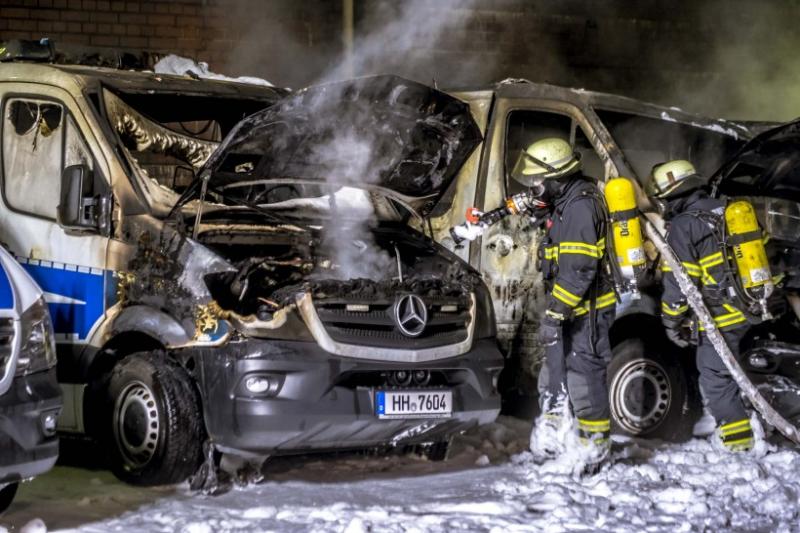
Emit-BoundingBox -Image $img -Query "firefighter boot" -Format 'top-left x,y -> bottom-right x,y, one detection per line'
577,418 -> 611,475
717,418 -> 755,452
530,395 -> 571,462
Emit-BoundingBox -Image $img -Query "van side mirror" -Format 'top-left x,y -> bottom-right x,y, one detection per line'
58,165 -> 110,234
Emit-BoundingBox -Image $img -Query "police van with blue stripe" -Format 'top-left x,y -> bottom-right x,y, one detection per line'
0,245 -> 61,513
0,42 -> 503,487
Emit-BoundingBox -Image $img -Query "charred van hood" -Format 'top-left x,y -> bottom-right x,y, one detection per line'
713,118 -> 800,202
199,75 -> 482,208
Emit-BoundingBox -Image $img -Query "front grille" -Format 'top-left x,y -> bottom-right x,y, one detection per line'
313,295 -> 471,349
0,317 -> 15,386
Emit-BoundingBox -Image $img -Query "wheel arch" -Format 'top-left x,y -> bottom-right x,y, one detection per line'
610,311 -> 666,350
87,305 -> 192,378
89,331 -> 165,379
83,307 -> 206,444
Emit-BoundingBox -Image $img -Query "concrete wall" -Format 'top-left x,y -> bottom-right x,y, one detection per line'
1,0 -> 798,120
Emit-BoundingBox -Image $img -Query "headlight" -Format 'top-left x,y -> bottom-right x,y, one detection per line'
15,297 -> 56,375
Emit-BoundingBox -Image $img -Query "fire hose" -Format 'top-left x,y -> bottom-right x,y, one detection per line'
643,212 -> 800,445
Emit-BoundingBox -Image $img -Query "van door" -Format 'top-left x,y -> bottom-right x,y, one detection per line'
427,91 -> 494,262
476,99 -> 617,388
0,86 -> 111,381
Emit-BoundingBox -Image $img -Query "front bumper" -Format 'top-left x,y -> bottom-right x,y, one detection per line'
195,338 -> 503,457
0,367 -> 61,484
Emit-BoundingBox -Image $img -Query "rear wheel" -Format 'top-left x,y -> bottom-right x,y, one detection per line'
608,338 -> 693,441
97,352 -> 205,485
0,483 -> 18,514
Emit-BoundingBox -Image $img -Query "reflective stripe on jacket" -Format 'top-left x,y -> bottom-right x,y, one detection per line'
541,176 -> 614,318
660,191 -> 746,331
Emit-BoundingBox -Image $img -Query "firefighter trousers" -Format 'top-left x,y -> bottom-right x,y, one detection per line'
696,327 -> 747,425
537,309 -> 614,420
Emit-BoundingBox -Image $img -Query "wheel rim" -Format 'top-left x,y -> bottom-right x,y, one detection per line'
610,358 -> 672,434
113,380 -> 160,469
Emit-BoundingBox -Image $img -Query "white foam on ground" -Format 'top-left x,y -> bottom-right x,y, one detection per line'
66,418 -> 800,533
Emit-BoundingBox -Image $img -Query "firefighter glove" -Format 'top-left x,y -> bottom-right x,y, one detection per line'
663,316 -> 691,348
451,221 -> 487,243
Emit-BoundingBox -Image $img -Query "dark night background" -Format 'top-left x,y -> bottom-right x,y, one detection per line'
1,0 -> 799,121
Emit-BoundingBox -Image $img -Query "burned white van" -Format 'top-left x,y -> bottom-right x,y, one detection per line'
0,44 -> 501,486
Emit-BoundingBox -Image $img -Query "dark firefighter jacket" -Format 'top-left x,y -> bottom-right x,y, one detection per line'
660,190 -> 747,331
540,176 -> 615,319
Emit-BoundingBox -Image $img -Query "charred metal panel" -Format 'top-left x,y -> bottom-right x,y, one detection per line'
116,216 -> 235,342
427,91 -> 494,262
104,91 -> 218,169
201,75 -> 482,212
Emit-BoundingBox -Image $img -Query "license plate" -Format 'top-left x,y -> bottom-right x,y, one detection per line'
375,390 -> 453,419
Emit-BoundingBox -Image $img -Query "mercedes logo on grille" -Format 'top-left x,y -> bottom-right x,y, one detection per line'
394,295 -> 428,337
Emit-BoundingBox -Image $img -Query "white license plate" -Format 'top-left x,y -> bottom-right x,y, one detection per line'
375,390 -> 453,419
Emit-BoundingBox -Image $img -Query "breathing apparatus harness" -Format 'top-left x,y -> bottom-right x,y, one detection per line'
676,200 -> 774,321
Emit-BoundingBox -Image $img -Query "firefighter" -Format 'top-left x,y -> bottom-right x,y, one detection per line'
512,138 -> 616,468
651,160 -> 755,452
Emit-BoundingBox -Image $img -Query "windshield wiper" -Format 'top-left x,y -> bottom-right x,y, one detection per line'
202,183 -> 311,235
169,173 -> 310,238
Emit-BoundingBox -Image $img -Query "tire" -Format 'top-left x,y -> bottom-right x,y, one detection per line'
0,483 -> 18,514
608,338 -> 693,441
98,352 -> 205,485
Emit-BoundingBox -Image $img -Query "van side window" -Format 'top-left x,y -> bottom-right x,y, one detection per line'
595,109 -> 743,182
505,110 -> 603,196
2,98 -> 92,219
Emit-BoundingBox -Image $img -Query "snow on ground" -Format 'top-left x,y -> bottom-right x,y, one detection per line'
4,416 -> 790,533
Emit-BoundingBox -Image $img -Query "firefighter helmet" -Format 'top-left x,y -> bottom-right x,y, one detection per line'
648,160 -> 705,199
510,137 -> 582,186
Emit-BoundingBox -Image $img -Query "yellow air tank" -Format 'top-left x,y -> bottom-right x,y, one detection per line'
725,200 -> 773,291
605,178 -> 645,293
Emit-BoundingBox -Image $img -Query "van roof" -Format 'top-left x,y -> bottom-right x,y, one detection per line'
0,61 -> 287,102
447,79 -> 756,140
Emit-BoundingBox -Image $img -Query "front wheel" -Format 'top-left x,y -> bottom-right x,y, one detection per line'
0,483 -> 18,514
608,338 -> 693,441
98,352 -> 205,485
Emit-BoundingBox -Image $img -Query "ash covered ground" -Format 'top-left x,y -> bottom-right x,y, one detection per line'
4,417 -> 800,532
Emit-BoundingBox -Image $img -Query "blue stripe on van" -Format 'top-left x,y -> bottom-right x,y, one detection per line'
19,260 -> 107,340
0,265 -> 13,310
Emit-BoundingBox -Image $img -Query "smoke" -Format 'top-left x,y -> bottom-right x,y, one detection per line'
310,129 -> 396,281
209,0 -> 337,89
672,4 -> 800,121
202,1 -> 486,282
294,0 -> 482,281
208,0 -> 490,88
320,0 -> 481,84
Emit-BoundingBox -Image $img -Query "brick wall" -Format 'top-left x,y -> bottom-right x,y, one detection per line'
0,0 -> 204,54
0,0 -> 342,88
1,0 -> 798,119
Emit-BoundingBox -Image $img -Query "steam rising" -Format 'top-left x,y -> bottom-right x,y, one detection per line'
213,1 -> 799,121
680,4 -> 800,121
304,0 -> 481,281
321,0 -> 480,84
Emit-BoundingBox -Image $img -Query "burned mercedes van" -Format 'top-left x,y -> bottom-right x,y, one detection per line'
0,51 -> 501,485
